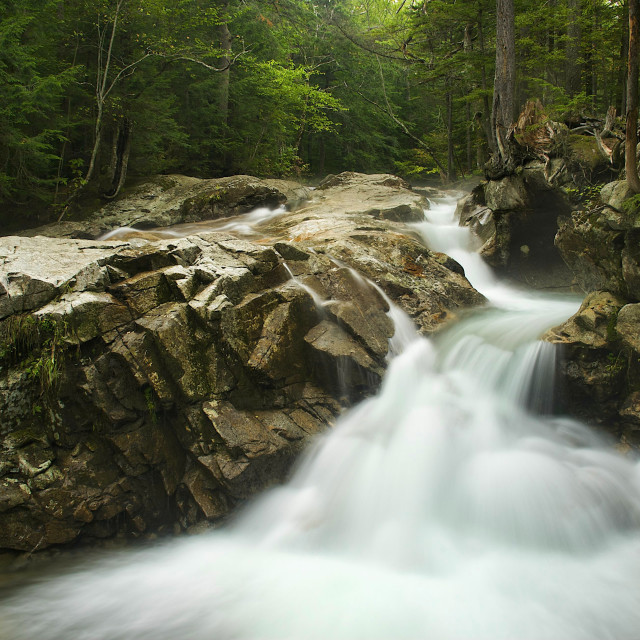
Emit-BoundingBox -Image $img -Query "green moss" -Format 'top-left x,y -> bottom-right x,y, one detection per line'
0,315 -> 41,364
0,314 -> 68,399
208,187 -> 227,202
568,134 -> 600,161
622,193 -> 640,215
605,351 -> 625,375
144,387 -> 157,425
606,312 -> 619,343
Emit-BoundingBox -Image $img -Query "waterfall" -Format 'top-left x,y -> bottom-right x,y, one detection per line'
3,195 -> 640,640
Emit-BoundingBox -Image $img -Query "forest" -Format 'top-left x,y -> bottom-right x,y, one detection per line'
0,0 -> 633,222
5,2 -> 640,636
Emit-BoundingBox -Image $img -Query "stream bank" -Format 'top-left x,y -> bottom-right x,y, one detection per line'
0,173 -> 482,553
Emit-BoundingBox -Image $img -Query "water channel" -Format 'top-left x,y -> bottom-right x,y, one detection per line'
2,194 -> 640,639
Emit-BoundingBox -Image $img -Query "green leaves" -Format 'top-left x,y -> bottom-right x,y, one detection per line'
0,2 -> 78,203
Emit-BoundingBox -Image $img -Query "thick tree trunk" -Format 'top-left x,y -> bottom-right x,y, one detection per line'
627,0 -> 640,192
491,0 -> 516,168
619,0 -> 630,116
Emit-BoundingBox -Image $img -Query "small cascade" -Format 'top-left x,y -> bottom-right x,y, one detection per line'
282,263 -> 326,310
3,193 -> 640,640
283,256 -> 417,361
98,205 -> 286,242
325,256 -> 419,359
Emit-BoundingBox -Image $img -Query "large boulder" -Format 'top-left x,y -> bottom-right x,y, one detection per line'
0,172 -> 484,552
16,175 -> 311,241
264,172 -> 485,333
456,167 -> 574,289
545,291 -> 640,444
600,180 -> 634,211
555,182 -> 640,300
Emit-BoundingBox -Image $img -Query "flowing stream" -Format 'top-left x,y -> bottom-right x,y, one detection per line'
98,205 -> 287,242
3,194 -> 640,639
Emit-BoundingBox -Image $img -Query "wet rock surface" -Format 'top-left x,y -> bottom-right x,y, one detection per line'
545,291 -> 640,445
16,175 -> 310,240
555,181 -> 640,300
456,165 -> 574,290
532,176 -> 640,449
0,172 -> 483,552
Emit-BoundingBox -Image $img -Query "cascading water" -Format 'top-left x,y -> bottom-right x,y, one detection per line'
3,194 -> 640,640
99,205 -> 287,241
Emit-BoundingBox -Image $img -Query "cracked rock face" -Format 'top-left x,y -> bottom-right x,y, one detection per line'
0,172 -> 484,552
544,291 -> 640,445
456,167 -> 574,290
555,183 -> 640,301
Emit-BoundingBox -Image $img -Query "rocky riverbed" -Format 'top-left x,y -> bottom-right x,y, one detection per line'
0,172 -> 484,553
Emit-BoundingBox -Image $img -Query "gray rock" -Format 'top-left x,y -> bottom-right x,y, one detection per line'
617,303 -> 640,352
484,175 -> 528,211
17,175 -> 307,240
35,291 -> 134,343
545,291 -> 640,441
555,193 -> 640,301
600,180 -> 633,211
304,320 -> 383,399
545,291 -> 626,349
0,172 -> 485,552
622,229 -> 640,300
0,236 -> 127,318
458,175 -> 572,288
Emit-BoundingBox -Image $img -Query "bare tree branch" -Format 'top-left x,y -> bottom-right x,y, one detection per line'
104,53 -> 153,100
344,57 -> 446,176
330,17 -> 421,62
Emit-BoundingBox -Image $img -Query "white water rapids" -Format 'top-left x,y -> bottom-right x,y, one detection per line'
3,194 -> 640,639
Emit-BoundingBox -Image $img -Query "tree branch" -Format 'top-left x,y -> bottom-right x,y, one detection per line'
104,53 -> 153,100
344,57 -> 446,176
330,17 -> 420,62
153,44 -> 249,72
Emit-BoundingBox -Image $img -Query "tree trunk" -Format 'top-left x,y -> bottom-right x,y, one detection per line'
566,0 -> 582,96
446,87 -> 456,181
463,24 -> 473,172
217,19 -> 232,172
466,101 -> 473,172
84,103 -> 104,185
477,8 -> 495,154
217,22 -> 231,126
104,118 -> 132,199
619,0 -> 630,115
545,0 -> 557,100
603,105 -> 617,136
491,0 -> 516,168
591,1 -> 599,109
627,0 -> 640,192
84,0 -> 123,187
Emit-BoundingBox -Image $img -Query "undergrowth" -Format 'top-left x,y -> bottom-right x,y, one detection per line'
0,314 -> 68,400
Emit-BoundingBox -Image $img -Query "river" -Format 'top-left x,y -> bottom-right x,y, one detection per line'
2,194 -> 640,639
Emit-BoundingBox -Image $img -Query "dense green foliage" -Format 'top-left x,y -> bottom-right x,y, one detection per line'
0,0 -> 631,220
